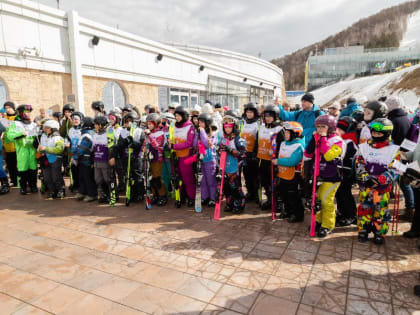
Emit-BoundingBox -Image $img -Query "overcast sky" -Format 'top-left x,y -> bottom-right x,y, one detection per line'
38,0 -> 410,60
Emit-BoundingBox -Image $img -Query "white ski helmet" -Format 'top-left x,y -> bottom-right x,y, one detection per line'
43,119 -> 60,130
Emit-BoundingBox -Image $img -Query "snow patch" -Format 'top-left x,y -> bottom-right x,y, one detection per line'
400,10 -> 420,51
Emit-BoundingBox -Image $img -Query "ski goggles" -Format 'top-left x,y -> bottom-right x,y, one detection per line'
369,121 -> 393,132
223,123 -> 234,128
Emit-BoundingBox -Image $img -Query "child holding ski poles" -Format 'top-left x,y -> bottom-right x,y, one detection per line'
171,106 -> 196,207
145,113 -> 167,206
257,105 -> 284,210
272,121 -> 305,222
219,113 -> 246,214
354,118 -> 399,245
66,111 -> 83,192
72,117 -> 97,202
304,114 -> 343,237
197,113 -> 219,207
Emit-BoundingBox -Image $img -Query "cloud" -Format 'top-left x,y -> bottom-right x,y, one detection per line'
37,0 -> 409,59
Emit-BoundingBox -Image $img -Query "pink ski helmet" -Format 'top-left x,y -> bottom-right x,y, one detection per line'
314,114 -> 337,134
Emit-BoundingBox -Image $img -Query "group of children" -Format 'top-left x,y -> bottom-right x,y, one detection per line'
0,97 -> 410,244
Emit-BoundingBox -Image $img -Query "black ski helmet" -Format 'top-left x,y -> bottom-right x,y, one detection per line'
174,106 -> 189,124
364,101 -> 388,123
198,113 -> 213,131
263,104 -> 279,120
243,102 -> 259,118
52,111 -> 62,120
122,112 -> 136,125
16,104 -> 33,113
351,109 -> 364,123
224,109 -> 238,119
93,115 -> 108,129
82,117 -> 94,130
369,118 -> 393,143
91,101 -> 105,112
146,113 -> 161,126
71,111 -> 84,123
337,116 -> 357,133
121,104 -> 133,113
62,104 -> 75,114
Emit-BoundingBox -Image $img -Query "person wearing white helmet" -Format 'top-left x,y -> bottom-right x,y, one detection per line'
38,119 -> 65,199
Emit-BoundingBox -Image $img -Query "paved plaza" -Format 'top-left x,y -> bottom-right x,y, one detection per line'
0,187 -> 419,315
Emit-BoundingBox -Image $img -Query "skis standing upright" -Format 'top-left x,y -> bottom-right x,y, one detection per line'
270,133 -> 277,221
214,138 -> 229,220
125,123 -> 136,206
310,134 -> 321,237
169,126 -> 182,208
195,139 -> 205,213
144,142 -> 152,210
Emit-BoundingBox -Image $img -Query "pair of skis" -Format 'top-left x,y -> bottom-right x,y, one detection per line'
194,139 -> 206,213
169,127 -> 182,208
214,138 -> 229,220
125,123 -> 137,207
144,142 -> 152,210
270,134 -> 277,221
309,135 -> 321,237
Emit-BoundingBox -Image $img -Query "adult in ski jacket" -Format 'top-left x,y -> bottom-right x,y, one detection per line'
339,97 -> 363,119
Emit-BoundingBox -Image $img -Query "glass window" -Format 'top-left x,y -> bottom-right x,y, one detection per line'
170,95 -> 180,104
191,96 -> 198,107
102,81 -> 125,112
0,80 -> 8,107
181,95 -> 189,107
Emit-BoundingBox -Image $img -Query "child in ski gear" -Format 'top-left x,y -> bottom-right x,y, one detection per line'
172,106 -> 196,207
91,101 -> 106,117
60,104 -> 75,177
72,117 -> 97,202
335,116 -> 358,226
360,101 -> 388,144
38,120 -> 65,199
145,113 -> 167,206
198,113 -> 219,207
66,111 -> 83,192
355,118 -> 399,245
272,121 -> 305,222
241,103 -> 260,203
304,114 -> 343,238
6,105 -> 38,195
257,104 -> 284,210
92,115 -> 116,203
220,114 -> 246,213
108,110 -> 124,192
2,101 -> 18,186
161,112 -> 175,192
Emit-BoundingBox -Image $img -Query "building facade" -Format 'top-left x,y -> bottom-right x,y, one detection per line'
0,0 -> 284,116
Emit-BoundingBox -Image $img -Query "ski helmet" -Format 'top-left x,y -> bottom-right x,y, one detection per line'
162,112 -> 175,121
224,109 -> 238,119
243,102 -> 259,118
108,110 -> 121,125
62,104 -> 75,114
91,101 -> 105,112
368,118 -> 393,142
122,112 -> 136,125
198,113 -> 213,129
283,121 -> 303,140
43,119 -> 60,130
263,104 -> 279,120
222,114 -> 239,135
364,101 -> 387,122
16,104 -> 33,122
52,111 -> 62,120
93,115 -> 108,129
351,109 -> 364,123
146,113 -> 161,126
337,116 -> 357,133
190,104 -> 201,115
71,111 -> 84,123
82,117 -> 94,130
174,106 -> 189,124
3,101 -> 15,110
314,114 -> 337,134
121,104 -> 133,113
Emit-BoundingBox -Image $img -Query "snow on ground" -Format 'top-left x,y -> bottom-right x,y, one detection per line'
400,10 -> 420,51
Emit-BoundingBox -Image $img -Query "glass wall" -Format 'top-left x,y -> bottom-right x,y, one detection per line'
102,81 -> 126,112
208,76 -> 252,111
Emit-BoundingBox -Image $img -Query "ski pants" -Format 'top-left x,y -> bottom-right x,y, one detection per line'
44,160 -> 64,193
150,161 -> 166,198
94,163 -> 111,196
243,157 -> 258,198
278,176 -> 304,220
357,187 -> 392,237
78,164 -> 97,197
19,168 -> 37,191
161,160 -> 172,192
336,178 -> 357,220
258,159 -> 271,198
316,181 -> 340,230
201,160 -> 217,201
0,152 -> 7,179
70,163 -> 79,190
178,156 -> 195,200
399,178 -> 415,209
224,172 -> 245,211
408,187 -> 420,234
5,152 -> 17,185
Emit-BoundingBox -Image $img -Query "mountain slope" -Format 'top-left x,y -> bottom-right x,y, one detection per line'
272,0 -> 420,90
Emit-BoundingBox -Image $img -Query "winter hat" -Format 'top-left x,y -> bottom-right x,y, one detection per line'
202,103 -> 213,114
214,103 -> 222,109
385,96 -> 404,112
301,93 -> 314,104
3,101 -> 15,110
329,102 -> 340,110
347,97 -> 356,105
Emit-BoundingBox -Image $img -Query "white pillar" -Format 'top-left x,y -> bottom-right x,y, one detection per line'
67,10 -> 85,114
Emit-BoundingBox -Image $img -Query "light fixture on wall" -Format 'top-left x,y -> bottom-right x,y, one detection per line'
259,82 -> 263,86
18,47 -> 40,58
274,86 -> 277,90
156,53 -> 163,62
91,36 -> 100,46
243,78 -> 247,82
199,65 -> 205,72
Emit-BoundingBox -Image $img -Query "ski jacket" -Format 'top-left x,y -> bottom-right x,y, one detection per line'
355,140 -> 399,191
223,134 -> 246,174
341,132 -> 358,180
240,120 -> 259,155
276,138 -> 304,180
146,127 -> 166,162
198,129 -> 219,164
339,102 -> 362,119
5,119 -> 37,171
173,120 -> 195,158
59,117 -> 73,138
304,133 -> 343,182
388,108 -> 411,145
66,126 -> 82,154
359,125 -> 371,144
92,129 -> 117,164
118,127 -> 145,159
257,123 -> 283,161
2,113 -> 16,153
40,131 -> 64,164
73,129 -> 94,166
279,104 -> 323,147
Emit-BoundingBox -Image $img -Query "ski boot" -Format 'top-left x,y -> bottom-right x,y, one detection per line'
261,200 -> 271,211
0,179 -> 10,195
56,190 -> 65,199
99,194 -> 109,203
358,230 -> 369,243
83,195 -> 97,202
47,191 -> 57,200
175,200 -> 182,208
20,187 -> 27,195
373,233 -> 384,245
317,227 -> 331,238
30,186 -> 38,193
187,198 -> 194,207
157,196 -> 168,206
75,193 -> 85,200
208,200 -> 216,207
